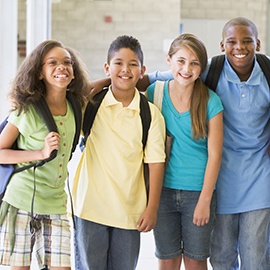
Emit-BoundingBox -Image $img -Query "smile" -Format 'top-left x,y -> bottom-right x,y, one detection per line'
234,54 -> 246,59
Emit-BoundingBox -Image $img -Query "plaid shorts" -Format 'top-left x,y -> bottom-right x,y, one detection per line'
0,209 -> 71,268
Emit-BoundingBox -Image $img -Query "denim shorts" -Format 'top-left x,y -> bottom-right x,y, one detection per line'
153,187 -> 216,260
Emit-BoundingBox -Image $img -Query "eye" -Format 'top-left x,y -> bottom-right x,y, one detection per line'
47,60 -> 58,66
63,60 -> 74,66
178,59 -> 185,64
130,62 -> 139,67
191,61 -> 200,66
243,40 -> 253,44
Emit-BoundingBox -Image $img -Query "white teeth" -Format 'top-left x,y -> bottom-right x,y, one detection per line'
235,54 -> 246,59
121,76 -> 130,79
55,74 -> 67,78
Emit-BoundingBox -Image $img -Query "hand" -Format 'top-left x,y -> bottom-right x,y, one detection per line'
136,207 -> 157,232
86,79 -> 111,100
41,132 -> 60,159
193,200 -> 210,227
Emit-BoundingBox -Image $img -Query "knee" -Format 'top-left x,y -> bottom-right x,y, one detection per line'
183,256 -> 207,270
158,257 -> 182,270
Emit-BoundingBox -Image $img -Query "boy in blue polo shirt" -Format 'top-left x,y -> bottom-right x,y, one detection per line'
147,17 -> 270,269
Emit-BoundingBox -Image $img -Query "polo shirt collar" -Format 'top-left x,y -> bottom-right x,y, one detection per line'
224,55 -> 262,86
104,86 -> 140,112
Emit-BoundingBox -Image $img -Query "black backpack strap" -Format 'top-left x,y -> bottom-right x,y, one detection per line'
139,93 -> 151,200
80,87 -> 109,150
256,54 -> 270,89
33,97 -> 58,163
66,92 -> 82,159
139,93 -> 151,149
204,55 -> 225,91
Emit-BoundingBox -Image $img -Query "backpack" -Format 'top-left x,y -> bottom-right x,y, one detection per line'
204,53 -> 270,91
0,91 -> 82,200
80,87 -> 152,194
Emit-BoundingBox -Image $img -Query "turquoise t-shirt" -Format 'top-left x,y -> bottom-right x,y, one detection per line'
4,101 -> 75,215
147,80 -> 223,191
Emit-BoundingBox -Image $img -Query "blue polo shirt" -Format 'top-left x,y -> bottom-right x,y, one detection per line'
149,55 -> 270,214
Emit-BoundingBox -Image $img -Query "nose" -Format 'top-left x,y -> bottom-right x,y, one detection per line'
235,41 -> 245,50
183,62 -> 191,72
122,64 -> 130,72
57,63 -> 67,69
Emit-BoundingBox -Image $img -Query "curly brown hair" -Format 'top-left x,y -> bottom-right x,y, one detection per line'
8,40 -> 90,114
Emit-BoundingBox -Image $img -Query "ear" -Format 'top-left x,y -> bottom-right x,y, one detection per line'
256,39 -> 261,52
39,74 -> 43,80
166,54 -> 171,65
140,65 -> 146,79
220,41 -> 225,52
104,62 -> 110,76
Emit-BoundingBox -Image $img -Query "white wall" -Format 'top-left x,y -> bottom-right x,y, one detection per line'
180,19 -> 228,58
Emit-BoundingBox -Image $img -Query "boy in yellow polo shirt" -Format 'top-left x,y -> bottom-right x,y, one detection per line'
72,35 -> 166,269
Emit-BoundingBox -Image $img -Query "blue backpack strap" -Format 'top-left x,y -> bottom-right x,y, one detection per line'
204,55 -> 225,91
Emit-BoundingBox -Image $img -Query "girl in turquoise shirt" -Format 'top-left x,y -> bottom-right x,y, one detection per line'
146,34 -> 223,270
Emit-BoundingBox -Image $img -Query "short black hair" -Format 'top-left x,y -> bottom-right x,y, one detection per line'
222,17 -> 258,39
107,35 -> 144,65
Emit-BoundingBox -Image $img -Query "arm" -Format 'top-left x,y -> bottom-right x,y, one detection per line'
87,78 -> 111,98
88,75 -> 151,96
136,162 -> 164,232
87,68 -> 172,97
193,112 -> 223,226
0,122 -> 60,164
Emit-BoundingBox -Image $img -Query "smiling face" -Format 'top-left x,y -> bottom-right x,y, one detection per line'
167,46 -> 201,87
40,46 -> 75,92
104,47 -> 145,93
220,25 -> 260,78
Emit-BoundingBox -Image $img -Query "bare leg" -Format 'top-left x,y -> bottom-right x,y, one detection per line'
158,255 -> 182,270
183,256 -> 207,270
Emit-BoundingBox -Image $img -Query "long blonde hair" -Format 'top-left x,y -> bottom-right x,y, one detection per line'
168,34 -> 209,140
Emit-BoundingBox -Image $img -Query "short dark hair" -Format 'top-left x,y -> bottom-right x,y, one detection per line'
107,35 -> 144,65
222,17 -> 258,39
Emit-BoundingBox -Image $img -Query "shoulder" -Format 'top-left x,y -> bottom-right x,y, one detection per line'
148,101 -> 164,122
8,105 -> 43,134
207,89 -> 224,115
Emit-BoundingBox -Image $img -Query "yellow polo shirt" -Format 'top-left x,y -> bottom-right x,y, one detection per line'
72,88 -> 165,229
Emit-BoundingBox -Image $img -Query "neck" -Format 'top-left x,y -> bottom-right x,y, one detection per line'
111,87 -> 135,107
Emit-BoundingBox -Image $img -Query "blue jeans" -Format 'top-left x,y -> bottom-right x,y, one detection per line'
74,216 -> 140,270
210,209 -> 270,270
154,187 -> 216,260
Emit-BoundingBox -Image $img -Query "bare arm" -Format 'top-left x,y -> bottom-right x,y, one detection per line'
136,75 -> 151,92
193,112 -> 223,226
88,78 -> 111,98
87,74 -> 151,98
0,122 -> 60,164
136,162 -> 164,232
